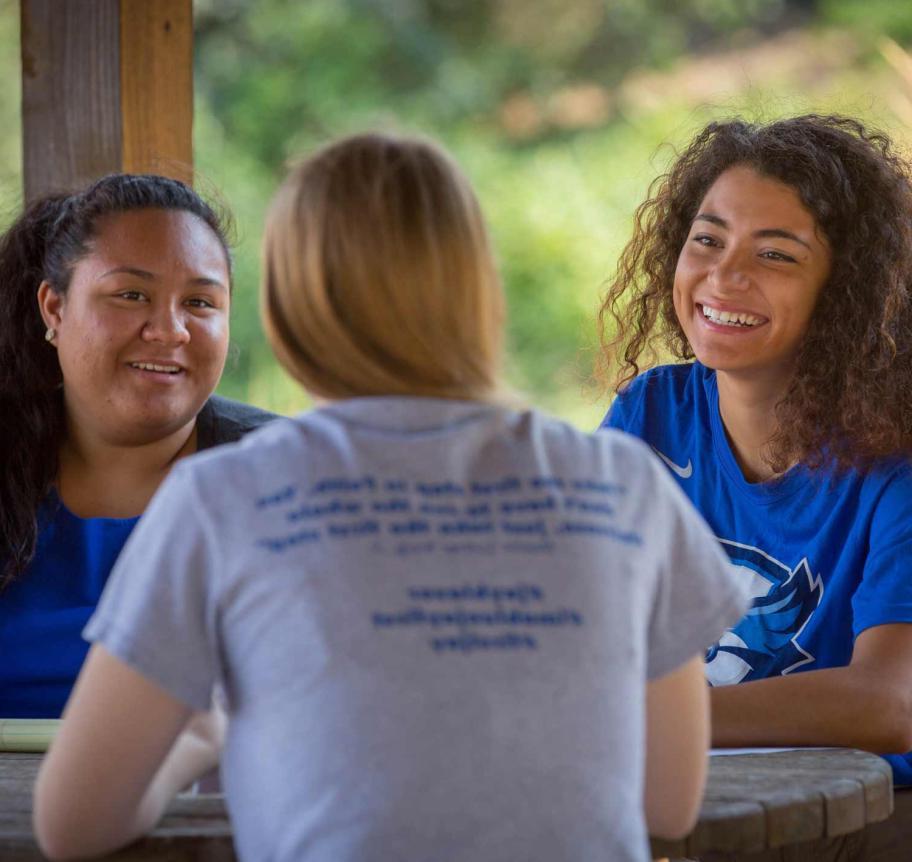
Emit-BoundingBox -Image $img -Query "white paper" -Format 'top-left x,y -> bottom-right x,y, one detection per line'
711,746 -> 835,756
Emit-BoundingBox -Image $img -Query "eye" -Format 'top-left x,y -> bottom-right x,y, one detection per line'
760,250 -> 797,263
692,233 -> 720,248
705,631 -> 753,686
186,297 -> 217,309
116,290 -> 148,302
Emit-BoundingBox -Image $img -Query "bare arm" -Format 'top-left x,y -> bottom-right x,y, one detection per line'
33,645 -> 222,861
712,623 -> 912,752
645,655 -> 710,839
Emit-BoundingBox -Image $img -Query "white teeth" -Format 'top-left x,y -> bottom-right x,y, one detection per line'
701,304 -> 763,328
131,362 -> 181,373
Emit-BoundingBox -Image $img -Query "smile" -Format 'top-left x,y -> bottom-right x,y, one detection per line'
700,303 -> 766,328
129,362 -> 182,374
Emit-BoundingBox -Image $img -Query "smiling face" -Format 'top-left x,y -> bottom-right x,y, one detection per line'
38,208 -> 230,447
673,165 -> 832,387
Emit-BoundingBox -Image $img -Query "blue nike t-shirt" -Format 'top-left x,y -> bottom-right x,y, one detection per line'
602,362 -> 912,785
0,493 -> 138,717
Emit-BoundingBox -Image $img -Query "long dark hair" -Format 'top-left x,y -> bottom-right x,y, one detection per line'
0,174 -> 231,589
597,115 -> 912,473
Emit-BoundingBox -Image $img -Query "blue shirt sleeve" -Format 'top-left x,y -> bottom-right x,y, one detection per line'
851,464 -> 912,637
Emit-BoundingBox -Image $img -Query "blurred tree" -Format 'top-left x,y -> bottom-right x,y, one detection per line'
2,0 -> 910,425
821,0 -> 912,44
195,0 -> 820,162
0,1 -> 21,222
192,0 -> 842,425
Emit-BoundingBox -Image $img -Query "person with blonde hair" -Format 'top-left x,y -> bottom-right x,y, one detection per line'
34,133 -> 746,861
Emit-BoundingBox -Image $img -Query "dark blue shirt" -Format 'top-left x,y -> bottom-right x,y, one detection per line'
0,395 -> 276,718
0,495 -> 137,717
603,362 -> 912,785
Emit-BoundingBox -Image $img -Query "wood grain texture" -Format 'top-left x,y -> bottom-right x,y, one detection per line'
650,749 -> 894,858
0,754 -> 235,860
20,0 -> 122,202
20,0 -> 194,204
0,749 -> 894,859
119,0 -> 193,183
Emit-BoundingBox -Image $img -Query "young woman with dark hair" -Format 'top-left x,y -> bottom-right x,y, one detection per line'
599,115 -> 912,861
0,173 -> 274,718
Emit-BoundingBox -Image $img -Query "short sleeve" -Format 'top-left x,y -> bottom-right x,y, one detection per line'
852,465 -> 912,637
641,455 -> 751,679
83,463 -> 221,711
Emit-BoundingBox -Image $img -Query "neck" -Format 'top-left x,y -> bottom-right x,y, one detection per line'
57,419 -> 198,518
715,368 -> 792,483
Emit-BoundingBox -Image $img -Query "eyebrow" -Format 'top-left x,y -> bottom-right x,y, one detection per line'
694,213 -> 812,250
99,266 -> 227,289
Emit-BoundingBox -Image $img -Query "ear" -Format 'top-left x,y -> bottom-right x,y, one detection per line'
37,280 -> 65,330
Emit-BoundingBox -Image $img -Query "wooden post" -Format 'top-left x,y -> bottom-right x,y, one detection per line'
119,1 -> 193,179
20,0 -> 193,203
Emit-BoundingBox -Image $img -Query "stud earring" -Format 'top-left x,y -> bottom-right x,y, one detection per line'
44,327 -> 56,342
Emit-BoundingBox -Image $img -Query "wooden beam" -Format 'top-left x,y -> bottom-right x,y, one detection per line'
20,0 -> 193,203
20,0 -> 121,203
120,0 -> 193,182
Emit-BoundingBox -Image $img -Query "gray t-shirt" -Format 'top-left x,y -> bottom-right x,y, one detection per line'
85,397 -> 749,862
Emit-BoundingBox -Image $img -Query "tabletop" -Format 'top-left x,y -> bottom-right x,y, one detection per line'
650,749 -> 894,859
0,753 -> 233,861
0,749 -> 894,859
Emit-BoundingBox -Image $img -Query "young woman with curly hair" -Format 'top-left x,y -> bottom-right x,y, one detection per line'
598,115 -> 912,860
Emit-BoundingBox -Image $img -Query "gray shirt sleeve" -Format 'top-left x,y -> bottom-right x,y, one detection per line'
640,453 -> 751,680
83,463 -> 221,711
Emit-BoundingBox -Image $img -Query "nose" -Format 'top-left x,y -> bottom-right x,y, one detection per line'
140,302 -> 191,345
709,247 -> 751,292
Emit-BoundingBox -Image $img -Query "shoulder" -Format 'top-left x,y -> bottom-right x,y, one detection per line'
157,414 -> 308,529
620,362 -> 706,402
178,409 -> 332,494
514,405 -> 667,482
793,458 -> 912,550
820,454 -> 912,497
196,395 -> 279,450
855,457 -> 912,512
534,411 -> 718,542
601,362 -> 710,431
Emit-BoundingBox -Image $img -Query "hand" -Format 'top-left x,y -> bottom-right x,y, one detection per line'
183,707 -> 226,759
170,705 -> 227,789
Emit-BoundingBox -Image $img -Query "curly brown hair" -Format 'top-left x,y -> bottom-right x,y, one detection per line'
597,114 -> 912,473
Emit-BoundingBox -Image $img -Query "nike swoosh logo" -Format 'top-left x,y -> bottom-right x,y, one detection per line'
651,447 -> 693,479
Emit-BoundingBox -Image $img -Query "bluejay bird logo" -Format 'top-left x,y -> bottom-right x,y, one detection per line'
705,540 -> 823,686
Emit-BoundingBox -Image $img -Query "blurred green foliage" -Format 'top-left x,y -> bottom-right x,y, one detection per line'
2,0 -> 912,427
0,3 -> 21,222
821,0 -> 912,43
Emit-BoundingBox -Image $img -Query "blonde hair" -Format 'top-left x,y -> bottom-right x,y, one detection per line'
261,132 -> 506,401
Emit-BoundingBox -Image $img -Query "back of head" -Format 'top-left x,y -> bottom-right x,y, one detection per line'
261,133 -> 505,401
